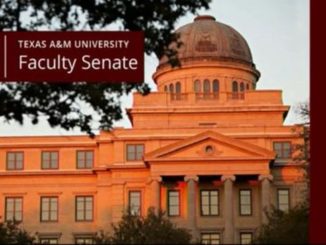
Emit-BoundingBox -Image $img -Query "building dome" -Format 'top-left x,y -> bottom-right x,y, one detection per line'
158,15 -> 255,69
153,15 -> 260,93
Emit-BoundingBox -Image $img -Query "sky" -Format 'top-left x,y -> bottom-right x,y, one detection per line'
0,0 -> 309,136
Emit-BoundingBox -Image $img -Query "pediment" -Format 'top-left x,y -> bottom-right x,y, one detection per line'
145,130 -> 275,162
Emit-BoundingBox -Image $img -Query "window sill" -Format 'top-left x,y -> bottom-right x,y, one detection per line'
75,220 -> 94,223
200,214 -> 219,217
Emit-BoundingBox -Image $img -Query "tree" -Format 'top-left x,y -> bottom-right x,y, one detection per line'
95,208 -> 192,244
253,203 -> 308,244
292,101 -> 310,202
0,0 -> 211,136
0,220 -> 35,244
295,101 -> 310,126
293,101 -> 310,164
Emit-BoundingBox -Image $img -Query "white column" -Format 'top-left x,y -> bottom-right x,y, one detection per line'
222,175 -> 236,244
184,175 -> 199,240
148,176 -> 162,213
259,174 -> 273,224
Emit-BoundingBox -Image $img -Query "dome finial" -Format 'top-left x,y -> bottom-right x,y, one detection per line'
194,15 -> 216,21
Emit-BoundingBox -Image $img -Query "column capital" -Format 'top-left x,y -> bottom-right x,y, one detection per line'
258,174 -> 274,182
147,176 -> 162,184
221,175 -> 236,182
184,175 -> 199,182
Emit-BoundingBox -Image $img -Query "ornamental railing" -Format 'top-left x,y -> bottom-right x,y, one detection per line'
133,90 -> 284,107
227,92 -> 245,100
170,93 -> 188,101
195,92 -> 219,100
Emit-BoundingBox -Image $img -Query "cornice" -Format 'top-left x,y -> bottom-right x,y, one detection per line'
0,141 -> 97,148
0,170 -> 94,176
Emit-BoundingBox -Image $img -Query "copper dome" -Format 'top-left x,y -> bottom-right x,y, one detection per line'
158,15 -> 255,69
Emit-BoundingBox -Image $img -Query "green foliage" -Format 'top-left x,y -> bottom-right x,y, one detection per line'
0,220 -> 35,244
253,203 -> 308,244
0,0 -> 211,135
95,208 -> 192,244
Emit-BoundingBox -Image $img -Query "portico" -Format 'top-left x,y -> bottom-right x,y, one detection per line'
145,130 -> 275,243
146,172 -> 274,243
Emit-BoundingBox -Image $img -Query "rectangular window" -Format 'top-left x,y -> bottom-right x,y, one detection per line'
277,189 -> 290,211
273,142 -> 291,159
129,191 -> 141,216
41,197 -> 58,222
240,190 -> 252,216
200,190 -> 219,216
167,190 -> 180,216
6,152 -> 24,170
5,197 -> 23,221
42,151 -> 59,169
126,144 -> 144,161
240,232 -> 253,245
77,151 -> 93,169
75,238 -> 94,244
76,196 -> 93,221
201,233 -> 220,245
39,238 -> 58,244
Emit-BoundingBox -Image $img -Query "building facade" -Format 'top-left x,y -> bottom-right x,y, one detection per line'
0,16 -> 306,244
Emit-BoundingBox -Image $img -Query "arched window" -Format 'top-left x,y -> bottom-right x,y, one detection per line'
169,83 -> 174,93
164,85 -> 168,92
246,84 -> 249,90
240,82 -> 245,92
213,79 -> 219,93
194,80 -> 201,93
232,81 -> 238,92
175,82 -> 181,94
232,81 -> 239,99
203,79 -> 210,94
